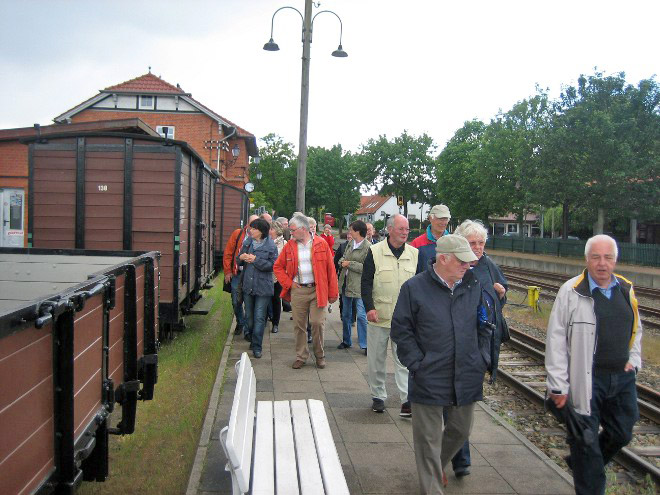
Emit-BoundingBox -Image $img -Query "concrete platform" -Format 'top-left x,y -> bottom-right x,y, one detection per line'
187,303 -> 574,495
488,249 -> 660,289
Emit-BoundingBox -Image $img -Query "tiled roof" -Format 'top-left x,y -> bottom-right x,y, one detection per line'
356,195 -> 392,215
105,72 -> 187,94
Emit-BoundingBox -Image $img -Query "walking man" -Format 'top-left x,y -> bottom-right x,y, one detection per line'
391,235 -> 491,493
410,204 -> 451,249
546,234 -> 642,495
361,214 -> 418,416
274,214 -> 338,369
223,214 -> 259,336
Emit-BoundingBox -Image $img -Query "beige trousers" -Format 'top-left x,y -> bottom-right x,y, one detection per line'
411,402 -> 475,495
367,323 -> 409,402
290,286 -> 327,362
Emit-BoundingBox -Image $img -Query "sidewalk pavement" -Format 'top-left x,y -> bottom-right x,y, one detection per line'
188,301 -> 574,494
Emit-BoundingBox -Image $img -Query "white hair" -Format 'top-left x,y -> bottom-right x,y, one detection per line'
386,214 -> 405,229
454,219 -> 488,242
289,214 -> 309,230
585,234 -> 618,261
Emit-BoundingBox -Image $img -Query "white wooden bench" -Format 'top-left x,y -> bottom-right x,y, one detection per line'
220,352 -> 350,495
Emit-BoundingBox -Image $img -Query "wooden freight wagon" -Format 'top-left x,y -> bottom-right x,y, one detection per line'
0,248 -> 159,494
214,182 -> 250,268
24,132 -> 218,338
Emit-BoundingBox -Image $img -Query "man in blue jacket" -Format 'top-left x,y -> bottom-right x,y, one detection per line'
391,235 -> 492,493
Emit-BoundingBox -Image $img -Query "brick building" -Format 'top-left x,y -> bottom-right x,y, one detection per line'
53,72 -> 258,189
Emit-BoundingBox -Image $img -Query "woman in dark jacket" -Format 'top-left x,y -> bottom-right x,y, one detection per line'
237,218 -> 278,358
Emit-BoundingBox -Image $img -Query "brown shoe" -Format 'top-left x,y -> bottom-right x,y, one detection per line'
292,359 -> 305,369
316,357 -> 326,369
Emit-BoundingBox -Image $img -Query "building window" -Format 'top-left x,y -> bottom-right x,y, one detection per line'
139,95 -> 154,109
156,125 -> 175,139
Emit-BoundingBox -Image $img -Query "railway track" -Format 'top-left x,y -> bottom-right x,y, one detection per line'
501,267 -> 660,330
496,326 -> 660,485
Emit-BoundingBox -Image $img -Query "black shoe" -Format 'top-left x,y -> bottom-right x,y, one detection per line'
233,325 -> 243,335
454,466 -> 471,478
244,333 -> 252,342
363,348 -> 367,356
253,350 -> 262,358
271,324 -> 279,333
337,342 -> 351,349
372,398 -> 385,413
400,401 -> 412,417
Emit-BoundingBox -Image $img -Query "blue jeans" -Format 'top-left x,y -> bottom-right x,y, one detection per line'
341,295 -> 367,348
243,293 -> 270,353
569,370 -> 638,495
230,274 -> 245,330
442,408 -> 471,468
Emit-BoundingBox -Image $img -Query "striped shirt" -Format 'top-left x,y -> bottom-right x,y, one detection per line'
296,239 -> 315,284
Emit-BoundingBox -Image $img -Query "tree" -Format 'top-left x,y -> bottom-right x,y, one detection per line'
250,134 -> 297,218
436,120 -> 490,222
478,91 -> 551,236
358,131 -> 437,217
306,145 -> 361,232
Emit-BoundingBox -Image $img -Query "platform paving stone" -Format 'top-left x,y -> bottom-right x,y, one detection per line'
189,299 -> 575,495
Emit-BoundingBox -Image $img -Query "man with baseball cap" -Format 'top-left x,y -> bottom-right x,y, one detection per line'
391,234 -> 494,492
411,204 -> 451,249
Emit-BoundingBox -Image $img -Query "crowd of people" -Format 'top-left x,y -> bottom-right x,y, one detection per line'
222,206 -> 642,495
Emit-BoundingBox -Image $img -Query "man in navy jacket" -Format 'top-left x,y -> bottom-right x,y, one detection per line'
391,235 -> 492,493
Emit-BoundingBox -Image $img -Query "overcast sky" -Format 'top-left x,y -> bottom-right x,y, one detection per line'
1,0 -> 658,153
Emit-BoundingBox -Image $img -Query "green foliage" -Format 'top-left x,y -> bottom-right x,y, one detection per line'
306,145 -> 361,231
358,130 -> 437,216
373,219 -> 385,231
251,133 -> 297,218
436,119 -> 489,222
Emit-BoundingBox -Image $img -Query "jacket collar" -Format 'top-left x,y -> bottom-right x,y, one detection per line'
573,268 -> 633,297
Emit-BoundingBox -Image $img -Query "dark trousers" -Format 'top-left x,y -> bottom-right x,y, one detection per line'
230,274 -> 245,330
569,370 -> 638,495
271,282 -> 282,326
442,408 -> 471,469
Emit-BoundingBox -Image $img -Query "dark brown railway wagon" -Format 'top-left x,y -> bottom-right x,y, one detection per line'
24,132 -> 218,337
214,182 -> 249,269
0,248 -> 159,494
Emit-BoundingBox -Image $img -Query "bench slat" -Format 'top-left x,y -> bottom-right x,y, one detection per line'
308,400 -> 350,495
274,401 -> 300,495
291,400 -> 325,494
252,401 -> 275,494
226,353 -> 256,494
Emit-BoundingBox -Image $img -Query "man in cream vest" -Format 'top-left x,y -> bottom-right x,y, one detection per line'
361,214 -> 418,416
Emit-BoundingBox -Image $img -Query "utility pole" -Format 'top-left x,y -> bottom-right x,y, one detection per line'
296,0 -> 312,213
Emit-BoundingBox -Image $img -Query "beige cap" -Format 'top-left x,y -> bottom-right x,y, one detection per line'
436,234 -> 478,262
430,204 -> 451,219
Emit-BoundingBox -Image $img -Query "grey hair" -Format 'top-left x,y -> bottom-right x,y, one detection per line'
276,216 -> 288,223
585,234 -> 618,261
454,219 -> 488,242
323,224 -> 332,230
307,216 -> 317,225
289,214 -> 310,230
386,214 -> 404,229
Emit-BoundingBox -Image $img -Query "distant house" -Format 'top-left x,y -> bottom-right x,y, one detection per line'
489,213 -> 540,237
355,195 -> 399,223
53,71 -> 258,189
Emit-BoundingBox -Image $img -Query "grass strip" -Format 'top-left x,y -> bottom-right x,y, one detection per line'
79,276 -> 233,495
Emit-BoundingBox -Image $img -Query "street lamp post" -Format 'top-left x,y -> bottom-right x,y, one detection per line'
264,0 -> 347,213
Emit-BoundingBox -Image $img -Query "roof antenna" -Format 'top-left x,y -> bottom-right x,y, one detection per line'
148,66 -> 152,73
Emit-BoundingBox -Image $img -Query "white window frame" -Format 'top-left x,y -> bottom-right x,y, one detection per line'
139,95 -> 155,110
156,125 -> 175,139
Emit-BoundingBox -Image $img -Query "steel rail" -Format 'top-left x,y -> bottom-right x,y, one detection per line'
496,367 -> 660,485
